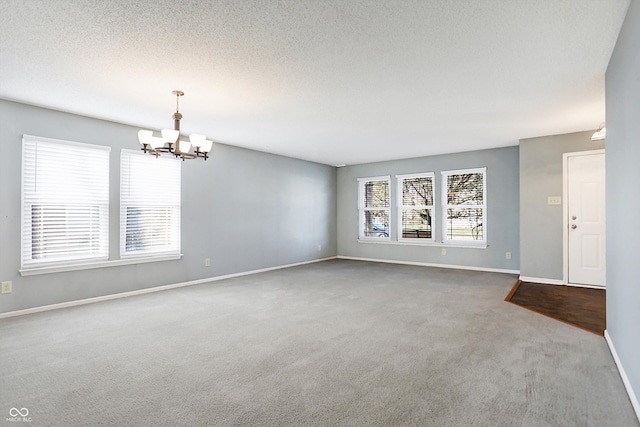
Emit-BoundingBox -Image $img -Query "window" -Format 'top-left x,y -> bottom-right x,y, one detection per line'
397,173 -> 435,241
21,135 -> 110,269
441,168 -> 486,243
358,176 -> 390,239
120,150 -> 181,257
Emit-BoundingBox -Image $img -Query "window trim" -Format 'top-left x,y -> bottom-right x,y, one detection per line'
441,167 -> 487,246
396,172 -> 436,243
357,176 -> 391,241
19,253 -> 183,276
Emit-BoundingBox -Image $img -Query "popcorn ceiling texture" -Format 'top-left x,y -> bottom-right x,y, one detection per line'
0,0 -> 631,165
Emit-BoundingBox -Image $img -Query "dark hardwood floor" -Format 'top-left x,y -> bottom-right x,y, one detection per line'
505,281 -> 606,335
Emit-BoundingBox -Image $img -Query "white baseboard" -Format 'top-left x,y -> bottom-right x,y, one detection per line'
518,276 -> 565,285
0,256 -> 337,319
604,330 -> 640,423
337,256 -> 519,275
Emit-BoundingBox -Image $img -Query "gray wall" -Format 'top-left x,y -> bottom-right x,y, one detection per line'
337,146 -> 520,271
0,100 -> 337,314
519,131 -> 605,281
606,0 -> 640,413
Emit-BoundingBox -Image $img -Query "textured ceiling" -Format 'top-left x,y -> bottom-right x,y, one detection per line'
0,0 -> 630,165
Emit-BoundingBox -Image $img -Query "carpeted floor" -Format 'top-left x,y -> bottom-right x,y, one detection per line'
0,259 -> 637,426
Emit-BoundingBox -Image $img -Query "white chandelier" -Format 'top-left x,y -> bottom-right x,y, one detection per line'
138,90 -> 213,160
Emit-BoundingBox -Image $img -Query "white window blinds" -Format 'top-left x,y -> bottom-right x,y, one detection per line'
120,150 -> 181,258
21,135 -> 110,269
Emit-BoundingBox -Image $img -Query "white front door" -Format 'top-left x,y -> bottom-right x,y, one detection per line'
567,152 -> 606,287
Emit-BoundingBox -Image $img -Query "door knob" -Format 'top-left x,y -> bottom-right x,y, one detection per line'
571,216 -> 577,220
571,224 -> 577,229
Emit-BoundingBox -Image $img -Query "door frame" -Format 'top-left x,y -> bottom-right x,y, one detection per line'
562,149 -> 606,288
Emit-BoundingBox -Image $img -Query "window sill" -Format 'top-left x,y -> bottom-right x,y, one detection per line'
19,254 -> 183,276
357,240 -> 487,249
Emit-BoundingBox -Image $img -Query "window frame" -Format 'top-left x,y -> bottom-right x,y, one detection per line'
441,167 -> 487,245
20,134 -> 111,271
396,172 -> 436,243
357,176 -> 391,241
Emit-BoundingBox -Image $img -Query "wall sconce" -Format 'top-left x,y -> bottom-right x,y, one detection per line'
591,123 -> 606,141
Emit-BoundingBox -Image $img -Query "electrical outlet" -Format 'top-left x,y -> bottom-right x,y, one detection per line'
204,258 -> 211,267
1,281 -> 12,294
441,248 -> 446,255
506,252 -> 512,260
317,245 -> 322,252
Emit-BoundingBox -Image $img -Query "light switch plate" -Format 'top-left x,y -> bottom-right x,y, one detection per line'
548,196 -> 562,205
